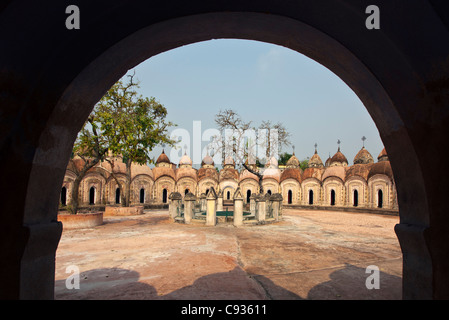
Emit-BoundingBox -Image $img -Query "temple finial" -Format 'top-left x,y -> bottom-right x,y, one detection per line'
362,136 -> 366,148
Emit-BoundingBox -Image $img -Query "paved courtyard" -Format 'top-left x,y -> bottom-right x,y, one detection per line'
54,209 -> 402,300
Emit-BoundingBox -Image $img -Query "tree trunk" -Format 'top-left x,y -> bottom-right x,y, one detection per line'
69,158 -> 99,214
125,159 -> 132,207
242,163 -> 264,194
70,177 -> 81,214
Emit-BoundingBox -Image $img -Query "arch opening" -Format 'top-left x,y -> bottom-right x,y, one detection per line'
353,190 -> 359,207
378,189 -> 383,209
115,188 -> 121,204
162,188 -> 168,204
330,189 -> 336,206
140,188 -> 145,204
89,187 -> 95,205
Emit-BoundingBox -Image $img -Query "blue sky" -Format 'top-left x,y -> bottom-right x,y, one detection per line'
127,39 -> 384,167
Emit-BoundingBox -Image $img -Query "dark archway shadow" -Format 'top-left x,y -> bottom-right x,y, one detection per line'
55,266 -> 300,300
306,263 -> 402,300
55,264 -> 401,300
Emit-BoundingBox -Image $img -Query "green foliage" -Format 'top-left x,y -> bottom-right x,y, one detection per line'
70,70 -> 176,210
95,72 -> 176,165
299,159 -> 309,171
276,152 -> 309,170
278,152 -> 292,166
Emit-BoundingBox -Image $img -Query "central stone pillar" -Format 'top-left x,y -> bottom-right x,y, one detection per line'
255,194 -> 266,222
250,193 -> 256,216
168,192 -> 182,221
183,192 -> 196,224
200,193 -> 207,212
217,190 -> 223,212
270,193 -> 283,221
233,189 -> 244,227
206,188 -> 217,226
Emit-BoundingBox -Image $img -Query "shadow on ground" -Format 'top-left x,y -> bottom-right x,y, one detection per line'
55,263 -> 401,300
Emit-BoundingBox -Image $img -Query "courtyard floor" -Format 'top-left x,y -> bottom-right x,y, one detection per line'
54,208 -> 402,300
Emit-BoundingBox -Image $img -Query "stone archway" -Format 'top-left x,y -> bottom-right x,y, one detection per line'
1,1 -> 449,299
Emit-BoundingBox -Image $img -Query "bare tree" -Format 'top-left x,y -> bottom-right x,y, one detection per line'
259,120 -> 291,160
210,109 -> 291,194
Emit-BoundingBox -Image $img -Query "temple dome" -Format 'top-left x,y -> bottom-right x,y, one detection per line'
302,167 -> 324,181
130,162 -> 154,180
198,167 -> 219,181
353,147 -> 374,165
345,163 -> 373,181
368,160 -> 393,180
263,157 -> 280,181
377,148 -> 389,162
175,166 -> 197,181
325,155 -> 332,167
322,165 -> 347,182
330,148 -> 348,166
156,150 -> 170,165
286,153 -> 300,168
152,166 -> 176,180
179,152 -> 192,167
262,167 -> 281,182
219,166 -> 239,181
309,151 -> 324,168
280,167 -> 302,183
201,154 -> 214,167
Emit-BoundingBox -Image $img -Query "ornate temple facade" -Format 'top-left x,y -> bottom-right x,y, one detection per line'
61,146 -> 398,211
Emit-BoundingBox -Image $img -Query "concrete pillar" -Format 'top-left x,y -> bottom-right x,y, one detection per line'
200,193 -> 207,212
270,193 -> 283,221
184,192 -> 196,224
250,193 -> 256,215
168,192 -> 182,221
265,193 -> 272,218
255,194 -> 266,222
217,190 -> 223,212
233,189 -> 244,227
206,188 -> 217,226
